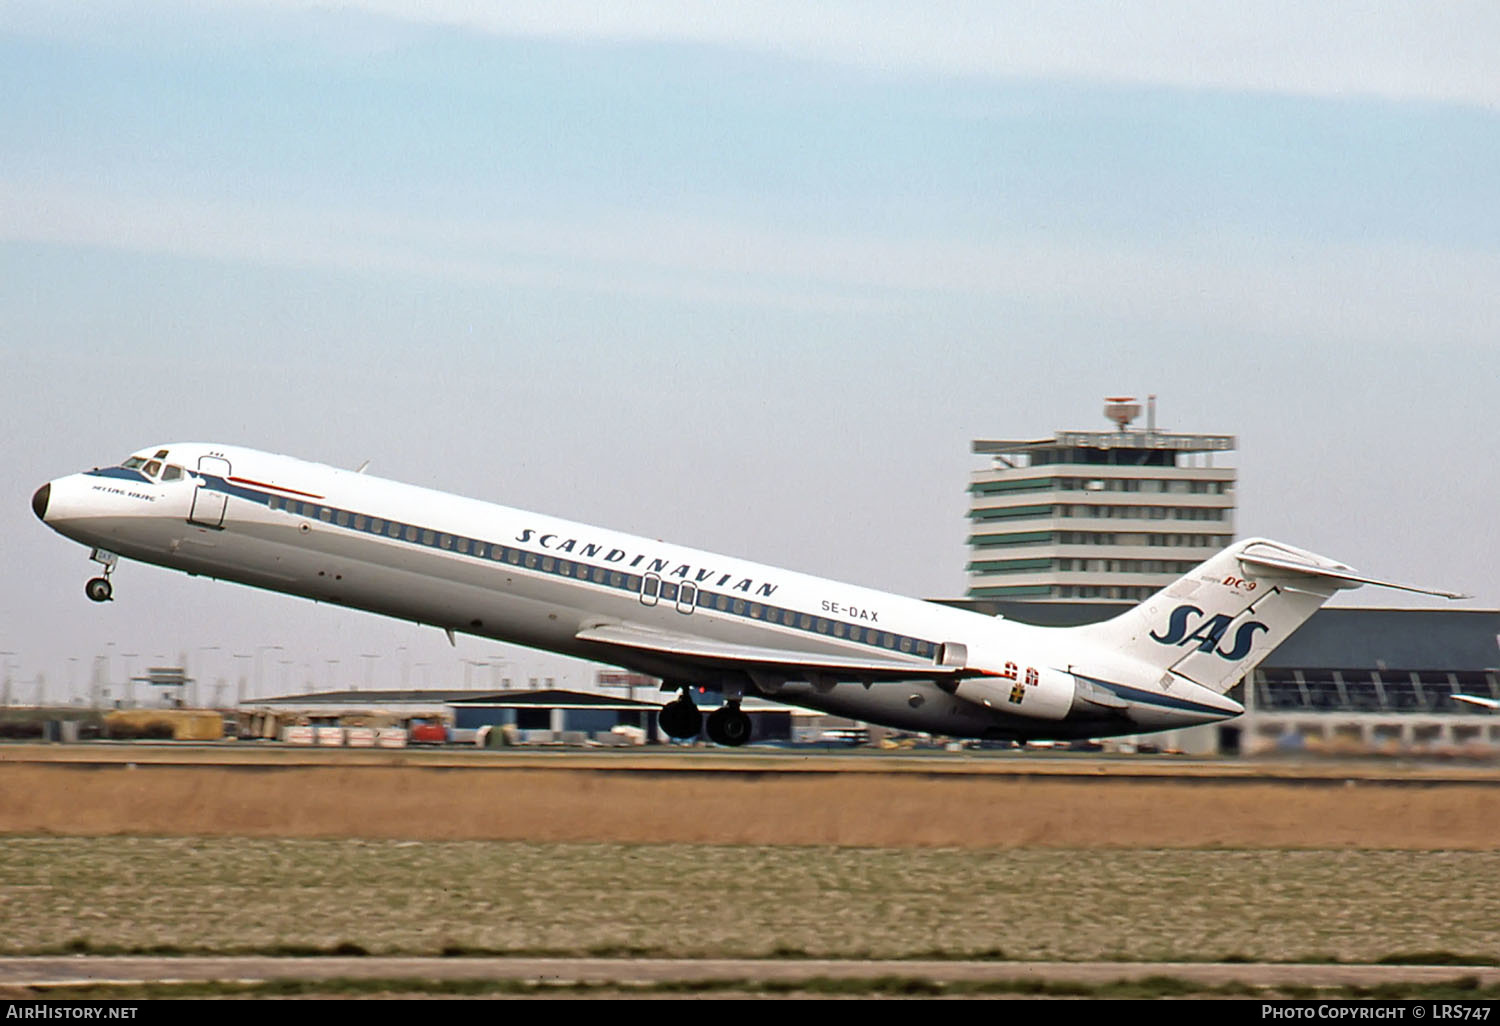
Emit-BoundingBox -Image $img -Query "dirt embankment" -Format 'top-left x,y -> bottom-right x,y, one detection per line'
2,762 -> 1497,849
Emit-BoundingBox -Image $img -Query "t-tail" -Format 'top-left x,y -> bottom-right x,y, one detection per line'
1069,538 -> 1467,695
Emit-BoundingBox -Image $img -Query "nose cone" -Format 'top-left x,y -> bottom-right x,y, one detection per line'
32,483 -> 50,521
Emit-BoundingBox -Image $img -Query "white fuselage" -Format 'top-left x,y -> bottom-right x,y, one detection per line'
34,443 -> 1244,740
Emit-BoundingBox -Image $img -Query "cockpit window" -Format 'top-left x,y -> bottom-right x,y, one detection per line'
154,450 -> 170,459
162,465 -> 184,482
122,457 -> 146,470
143,460 -> 162,477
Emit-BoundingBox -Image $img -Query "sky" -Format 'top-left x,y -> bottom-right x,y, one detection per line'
2,1 -> 1498,704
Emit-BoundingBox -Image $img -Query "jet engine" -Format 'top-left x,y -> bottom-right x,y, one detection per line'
952,662 -> 1075,721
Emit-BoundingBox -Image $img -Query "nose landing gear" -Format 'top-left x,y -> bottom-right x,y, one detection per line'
85,547 -> 119,603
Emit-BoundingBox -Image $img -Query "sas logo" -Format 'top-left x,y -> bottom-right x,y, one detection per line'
1150,605 -> 1269,661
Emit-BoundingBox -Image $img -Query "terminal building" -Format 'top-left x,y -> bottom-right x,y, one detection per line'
968,397 -> 1236,602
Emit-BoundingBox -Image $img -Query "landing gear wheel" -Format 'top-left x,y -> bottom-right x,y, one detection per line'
706,705 -> 752,747
658,698 -> 701,740
85,577 -> 113,603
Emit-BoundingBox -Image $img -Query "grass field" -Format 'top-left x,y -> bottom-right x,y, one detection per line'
3,837 -> 1497,963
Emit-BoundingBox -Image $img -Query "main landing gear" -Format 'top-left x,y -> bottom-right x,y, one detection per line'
657,691 -> 753,747
658,692 -> 701,741
85,548 -> 118,603
706,703 -> 752,747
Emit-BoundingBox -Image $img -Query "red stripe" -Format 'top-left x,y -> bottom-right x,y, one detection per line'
229,476 -> 324,500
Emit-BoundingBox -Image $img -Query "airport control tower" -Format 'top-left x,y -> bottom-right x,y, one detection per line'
967,397 -> 1236,602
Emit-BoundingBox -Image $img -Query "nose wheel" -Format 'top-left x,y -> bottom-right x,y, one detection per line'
85,547 -> 119,603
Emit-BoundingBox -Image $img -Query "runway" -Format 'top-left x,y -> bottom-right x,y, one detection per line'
3,955 -> 1498,993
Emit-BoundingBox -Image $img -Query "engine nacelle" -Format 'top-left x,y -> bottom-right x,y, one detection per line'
952,663 -> 1075,721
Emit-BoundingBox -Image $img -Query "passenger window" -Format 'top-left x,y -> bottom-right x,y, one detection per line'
456,538 -> 469,554
404,526 -> 417,542
161,465 -> 183,482
336,511 -> 349,527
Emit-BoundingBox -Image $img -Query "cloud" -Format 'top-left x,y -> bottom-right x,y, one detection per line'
6,1 -> 1499,108
4,177 -> 1497,346
260,0 -> 1500,109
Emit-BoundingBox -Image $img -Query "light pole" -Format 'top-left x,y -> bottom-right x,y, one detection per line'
121,653 -> 138,707
233,653 -> 252,706
255,645 -> 284,699
0,651 -> 15,708
197,645 -> 220,709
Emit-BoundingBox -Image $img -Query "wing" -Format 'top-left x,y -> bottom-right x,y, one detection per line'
1452,694 -> 1500,711
574,622 -> 982,689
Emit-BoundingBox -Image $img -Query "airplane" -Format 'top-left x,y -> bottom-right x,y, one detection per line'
31,443 -> 1467,746
1452,694 -> 1500,711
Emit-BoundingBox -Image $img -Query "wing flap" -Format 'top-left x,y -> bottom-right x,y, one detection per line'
575,622 -> 965,682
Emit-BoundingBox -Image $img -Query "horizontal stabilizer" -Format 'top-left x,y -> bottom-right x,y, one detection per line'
1236,551 -> 1469,599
